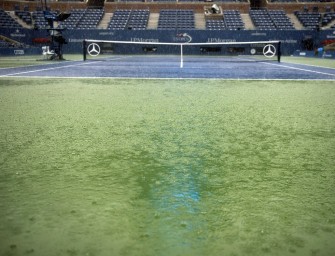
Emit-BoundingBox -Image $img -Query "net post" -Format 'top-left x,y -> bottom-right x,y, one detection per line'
180,44 -> 183,68
83,39 -> 87,61
277,41 -> 281,63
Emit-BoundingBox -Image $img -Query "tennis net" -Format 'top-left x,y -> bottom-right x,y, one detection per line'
82,39 -> 281,67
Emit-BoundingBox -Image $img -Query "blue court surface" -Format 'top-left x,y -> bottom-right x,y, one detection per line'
1,55 -> 335,80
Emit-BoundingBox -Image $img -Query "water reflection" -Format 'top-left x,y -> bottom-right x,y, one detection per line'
138,152 -> 207,254
152,166 -> 201,214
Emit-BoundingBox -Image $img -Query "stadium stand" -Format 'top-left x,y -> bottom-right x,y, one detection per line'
1,1 -> 334,31
206,20 -> 226,30
321,12 -> 335,27
126,10 -> 149,30
108,10 -> 131,30
157,9 -> 195,30
32,10 -> 51,29
57,8 -> 103,29
58,9 -> 83,29
76,8 -> 104,29
118,0 -> 144,2
108,9 -> 149,30
0,39 -> 14,48
268,10 -> 295,30
269,0 -> 333,2
223,10 -> 245,30
294,11 -> 321,29
154,0 -> 178,2
0,9 -> 22,28
0,34 -> 24,48
14,7 -> 32,26
269,0 -> 296,2
249,9 -> 276,30
206,10 -> 244,30
250,9 -> 295,30
215,0 -> 248,2
299,0 -> 324,2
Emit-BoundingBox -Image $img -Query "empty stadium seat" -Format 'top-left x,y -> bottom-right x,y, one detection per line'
268,10 -> 295,30
108,9 -> 149,30
249,9 -> 276,30
76,9 -> 104,29
32,11 -> 51,29
206,10 -> 244,31
0,38 -> 15,47
206,20 -> 226,30
58,8 -> 104,30
15,10 -> 32,25
269,0 -> 296,2
295,11 -> 321,30
321,12 -> 335,26
224,10 -> 245,30
0,9 -> 22,28
250,9 -> 294,30
157,9 -> 195,30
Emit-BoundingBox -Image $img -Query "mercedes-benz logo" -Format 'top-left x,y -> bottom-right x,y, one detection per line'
263,44 -> 276,58
87,43 -> 100,57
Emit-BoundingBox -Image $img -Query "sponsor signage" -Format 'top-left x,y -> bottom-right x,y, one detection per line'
14,50 -> 24,55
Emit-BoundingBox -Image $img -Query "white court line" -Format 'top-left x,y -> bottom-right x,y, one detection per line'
266,61 -> 335,77
0,61 -> 59,70
282,60 -> 335,71
2,76 -> 335,81
0,61 -> 95,77
0,56 -> 132,77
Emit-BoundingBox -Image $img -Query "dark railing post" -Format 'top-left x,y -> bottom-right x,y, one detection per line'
83,40 -> 86,61
278,41 -> 281,63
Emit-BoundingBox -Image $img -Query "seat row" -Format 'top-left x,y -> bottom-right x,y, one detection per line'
206,10 -> 244,31
321,12 -> 335,26
15,10 -> 32,25
158,9 -> 195,30
0,9 -> 22,28
0,39 -> 16,48
250,9 -> 295,30
2,7 -> 334,31
295,11 -> 321,29
59,8 -> 104,29
108,10 -> 150,30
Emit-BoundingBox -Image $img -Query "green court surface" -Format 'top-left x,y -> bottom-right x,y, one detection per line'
0,55 -> 83,69
0,78 -> 334,256
281,56 -> 335,69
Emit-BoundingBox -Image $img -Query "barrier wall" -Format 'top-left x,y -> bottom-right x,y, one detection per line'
1,28 -> 335,57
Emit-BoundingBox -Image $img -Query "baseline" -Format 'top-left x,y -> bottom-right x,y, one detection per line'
266,61 -> 335,78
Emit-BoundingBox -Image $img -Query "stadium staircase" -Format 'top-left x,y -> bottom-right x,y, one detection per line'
8,11 -> 31,28
147,13 -> 159,29
0,34 -> 23,47
287,13 -> 304,29
324,19 -> 335,29
241,14 -> 255,29
98,12 -> 112,29
194,13 -> 206,29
